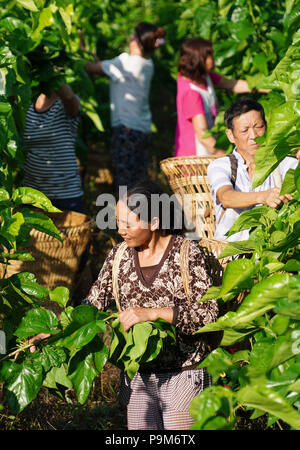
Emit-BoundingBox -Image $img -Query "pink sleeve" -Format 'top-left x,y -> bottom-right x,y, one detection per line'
210,72 -> 222,85
182,90 -> 205,120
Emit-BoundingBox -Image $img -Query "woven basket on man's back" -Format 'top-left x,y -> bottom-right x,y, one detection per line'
160,155 -> 218,239
4,211 -> 94,311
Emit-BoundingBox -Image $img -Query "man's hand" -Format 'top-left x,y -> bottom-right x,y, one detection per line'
258,187 -> 292,208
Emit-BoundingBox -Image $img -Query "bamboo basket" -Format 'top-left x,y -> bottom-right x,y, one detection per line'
198,237 -> 228,286
160,155 -> 217,238
4,211 -> 94,293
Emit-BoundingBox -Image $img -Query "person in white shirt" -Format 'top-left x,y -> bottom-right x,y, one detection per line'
81,23 -> 166,189
207,98 -> 299,241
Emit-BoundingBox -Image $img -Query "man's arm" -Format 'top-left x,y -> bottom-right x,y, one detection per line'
217,185 -> 292,209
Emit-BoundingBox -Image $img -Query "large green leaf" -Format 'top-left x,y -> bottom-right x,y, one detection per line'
0,211 -> 25,249
9,272 -> 49,301
226,206 -> 270,237
49,286 -> 69,309
68,337 -> 108,404
14,307 -> 60,339
12,187 -> 61,212
198,273 -> 290,332
190,385 -> 235,430
0,359 -> 43,414
237,385 -> 300,429
16,0 -> 38,12
252,101 -> 300,188
218,259 -> 255,298
43,363 -> 73,390
21,208 -> 62,242
56,320 -> 105,350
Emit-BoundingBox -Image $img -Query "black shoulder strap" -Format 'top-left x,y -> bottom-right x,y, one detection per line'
227,153 -> 238,189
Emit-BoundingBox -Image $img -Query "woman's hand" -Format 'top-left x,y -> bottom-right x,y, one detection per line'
14,333 -> 50,359
27,333 -> 51,353
119,307 -> 174,332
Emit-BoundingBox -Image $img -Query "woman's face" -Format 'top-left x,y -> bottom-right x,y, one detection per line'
205,54 -> 214,72
116,200 -> 154,248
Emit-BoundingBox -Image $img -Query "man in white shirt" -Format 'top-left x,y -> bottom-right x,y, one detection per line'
207,98 -> 298,241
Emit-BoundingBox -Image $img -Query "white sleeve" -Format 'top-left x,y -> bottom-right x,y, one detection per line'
101,55 -> 125,82
207,157 -> 233,199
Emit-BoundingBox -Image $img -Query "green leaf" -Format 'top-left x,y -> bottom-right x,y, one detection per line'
43,363 -> 72,390
295,162 -> 300,193
219,240 -> 257,258
220,326 -> 258,346
253,53 -> 269,77
21,208 -> 62,242
282,259 -> 300,271
12,188 -> 61,212
271,315 -> 290,336
0,359 -> 43,414
49,286 -> 69,308
198,273 -> 290,332
280,169 -> 296,195
198,286 -> 221,302
198,348 -> 233,384
195,4 -> 216,39
226,206 -> 269,237
31,7 -> 54,39
190,385 -> 234,430
275,298 -> 300,320
40,345 -> 67,371
16,0 -> 39,12
68,337 -> 107,404
14,308 -> 60,340
59,5 -> 73,34
71,304 -> 98,325
237,385 -> 300,429
0,250 -> 35,261
81,98 -> 104,132
218,259 -> 255,298
252,102 -> 300,188
9,272 -> 49,301
56,321 -> 104,350
129,322 -> 154,361
0,211 -> 25,249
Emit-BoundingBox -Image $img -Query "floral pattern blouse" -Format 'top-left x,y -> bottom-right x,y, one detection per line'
85,234 -> 218,372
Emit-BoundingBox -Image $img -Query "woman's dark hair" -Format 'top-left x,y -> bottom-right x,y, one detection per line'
119,180 -> 185,236
178,38 -> 213,85
134,22 -> 166,53
225,98 -> 267,130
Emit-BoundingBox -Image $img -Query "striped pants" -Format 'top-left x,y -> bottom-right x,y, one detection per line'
119,369 -> 211,430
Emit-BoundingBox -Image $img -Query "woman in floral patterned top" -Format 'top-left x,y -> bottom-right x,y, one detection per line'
86,181 -> 218,430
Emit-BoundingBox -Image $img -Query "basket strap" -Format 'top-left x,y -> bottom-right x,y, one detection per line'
227,153 -> 238,189
112,241 -> 128,312
218,153 -> 238,224
179,238 -> 191,302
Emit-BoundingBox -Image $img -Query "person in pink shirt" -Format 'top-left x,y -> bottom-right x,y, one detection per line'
174,38 -> 269,157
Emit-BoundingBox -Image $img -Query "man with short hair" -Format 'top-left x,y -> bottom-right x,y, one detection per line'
207,98 -> 298,241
